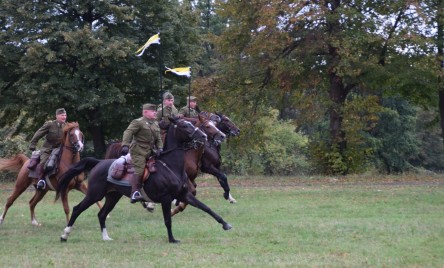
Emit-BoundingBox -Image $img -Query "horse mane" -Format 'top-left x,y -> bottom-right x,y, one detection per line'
63,122 -> 79,133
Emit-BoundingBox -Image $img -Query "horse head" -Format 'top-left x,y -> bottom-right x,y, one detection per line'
63,122 -> 84,153
168,117 -> 207,147
215,112 -> 240,137
196,113 -> 226,146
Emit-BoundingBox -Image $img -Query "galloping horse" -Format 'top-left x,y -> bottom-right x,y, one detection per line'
199,112 -> 240,203
0,122 -> 93,226
104,112 -> 240,211
56,118 -> 232,243
171,114 -> 226,215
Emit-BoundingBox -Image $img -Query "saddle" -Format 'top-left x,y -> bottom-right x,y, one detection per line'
108,156 -> 156,183
28,149 -> 60,179
142,157 -> 156,183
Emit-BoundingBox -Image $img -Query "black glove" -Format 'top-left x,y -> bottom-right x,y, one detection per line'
156,148 -> 163,157
29,145 -> 36,152
119,145 -> 129,156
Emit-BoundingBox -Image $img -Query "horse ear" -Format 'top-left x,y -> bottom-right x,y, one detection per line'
169,117 -> 178,124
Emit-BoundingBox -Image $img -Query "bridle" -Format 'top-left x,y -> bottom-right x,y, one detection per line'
198,119 -> 225,146
217,116 -> 240,137
65,127 -> 84,153
163,120 -> 207,153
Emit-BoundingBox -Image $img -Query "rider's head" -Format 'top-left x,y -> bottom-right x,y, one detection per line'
162,91 -> 174,107
55,108 -> 67,123
142,103 -> 157,119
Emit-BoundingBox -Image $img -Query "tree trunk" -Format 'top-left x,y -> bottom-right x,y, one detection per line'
438,0 -> 444,148
440,89 -> 444,148
85,109 -> 106,156
326,0 -> 349,152
87,125 -> 106,157
328,72 -> 348,152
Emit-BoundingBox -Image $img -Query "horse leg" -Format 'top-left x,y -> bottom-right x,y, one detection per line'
98,191 -> 122,241
60,194 -> 102,242
171,202 -> 188,216
0,177 -> 33,225
29,189 -> 48,226
183,192 -> 232,231
171,179 -> 194,216
160,196 -> 179,243
202,166 -> 236,203
76,181 -> 103,210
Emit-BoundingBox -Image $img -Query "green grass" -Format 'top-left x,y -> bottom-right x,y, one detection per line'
0,176 -> 443,267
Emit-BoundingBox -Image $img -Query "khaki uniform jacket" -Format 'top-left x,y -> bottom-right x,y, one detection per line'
179,106 -> 199,118
122,117 -> 162,175
30,120 -> 65,163
156,105 -> 178,122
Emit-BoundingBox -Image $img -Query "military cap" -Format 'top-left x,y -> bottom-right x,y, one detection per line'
187,96 -> 197,102
56,108 -> 66,115
163,91 -> 174,100
142,103 -> 157,111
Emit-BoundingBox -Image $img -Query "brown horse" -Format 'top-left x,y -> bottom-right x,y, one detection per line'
172,114 -> 226,215
0,122 -> 97,226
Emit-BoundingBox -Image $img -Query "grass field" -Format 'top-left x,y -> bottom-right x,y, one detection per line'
0,175 -> 443,267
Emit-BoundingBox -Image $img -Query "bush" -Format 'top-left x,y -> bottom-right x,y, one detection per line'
221,109 -> 310,175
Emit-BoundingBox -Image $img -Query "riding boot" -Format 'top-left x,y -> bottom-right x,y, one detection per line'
36,176 -> 46,190
130,174 -> 143,203
35,164 -> 46,191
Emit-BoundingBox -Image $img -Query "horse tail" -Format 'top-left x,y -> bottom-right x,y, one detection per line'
0,154 -> 29,173
55,157 -> 101,201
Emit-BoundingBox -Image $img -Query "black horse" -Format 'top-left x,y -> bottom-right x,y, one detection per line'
56,118 -> 232,243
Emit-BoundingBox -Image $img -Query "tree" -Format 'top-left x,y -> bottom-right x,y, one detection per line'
212,0 -> 439,174
0,0 -> 202,155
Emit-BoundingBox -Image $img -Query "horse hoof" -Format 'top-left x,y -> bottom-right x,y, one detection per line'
223,223 -> 232,230
60,237 -> 67,242
223,193 -> 229,200
169,239 -> 181,244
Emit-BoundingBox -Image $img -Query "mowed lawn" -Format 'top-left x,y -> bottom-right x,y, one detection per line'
0,175 -> 443,268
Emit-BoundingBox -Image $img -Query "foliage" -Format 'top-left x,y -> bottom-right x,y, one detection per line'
308,95 -> 383,175
371,97 -> 420,174
221,109 -> 310,175
211,0 -> 442,175
411,109 -> 444,172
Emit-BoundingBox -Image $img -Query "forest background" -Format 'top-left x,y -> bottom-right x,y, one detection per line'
1,0 -> 443,178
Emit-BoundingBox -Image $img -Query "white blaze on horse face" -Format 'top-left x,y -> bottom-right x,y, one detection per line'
208,121 -> 226,140
74,129 -> 84,151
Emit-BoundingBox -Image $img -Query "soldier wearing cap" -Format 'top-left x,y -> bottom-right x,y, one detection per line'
29,108 -> 67,190
156,91 -> 179,125
179,96 -> 199,118
120,103 -> 163,203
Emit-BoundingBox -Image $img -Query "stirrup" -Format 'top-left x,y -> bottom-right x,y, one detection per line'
130,191 -> 143,203
36,180 -> 46,190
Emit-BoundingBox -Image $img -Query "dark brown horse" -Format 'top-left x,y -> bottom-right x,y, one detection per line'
56,117 -> 231,243
199,112 -> 240,203
0,122 -> 98,225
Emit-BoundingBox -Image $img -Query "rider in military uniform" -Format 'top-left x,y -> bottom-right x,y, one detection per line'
29,108 -> 67,190
156,91 -> 178,125
120,103 -> 163,203
179,96 -> 199,118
